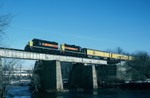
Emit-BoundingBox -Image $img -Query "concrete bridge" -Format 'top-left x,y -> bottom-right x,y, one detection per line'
0,47 -> 107,64
0,47 -> 110,92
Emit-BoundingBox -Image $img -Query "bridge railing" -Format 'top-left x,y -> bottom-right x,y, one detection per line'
0,47 -> 107,64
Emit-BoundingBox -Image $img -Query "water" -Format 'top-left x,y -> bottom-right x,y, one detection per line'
6,86 -> 31,98
6,86 -> 150,98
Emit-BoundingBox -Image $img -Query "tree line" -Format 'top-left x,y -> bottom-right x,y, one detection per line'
108,47 -> 150,81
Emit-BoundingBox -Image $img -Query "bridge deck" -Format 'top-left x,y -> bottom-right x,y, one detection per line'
0,47 -> 107,64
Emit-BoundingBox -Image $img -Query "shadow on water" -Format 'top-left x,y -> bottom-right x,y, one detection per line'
6,86 -> 31,98
31,89 -> 150,98
31,90 -> 100,98
6,86 -> 150,98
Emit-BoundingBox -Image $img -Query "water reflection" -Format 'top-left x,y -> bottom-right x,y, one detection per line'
32,92 -> 64,98
6,86 -> 150,98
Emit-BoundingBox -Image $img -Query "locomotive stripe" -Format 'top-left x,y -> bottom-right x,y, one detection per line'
64,46 -> 78,51
42,43 -> 58,48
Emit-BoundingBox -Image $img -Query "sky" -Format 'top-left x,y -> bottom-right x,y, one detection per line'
1,0 -> 150,54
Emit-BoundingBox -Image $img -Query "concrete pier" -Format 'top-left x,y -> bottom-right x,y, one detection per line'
82,65 -> 98,89
34,60 -> 63,92
34,61 -> 98,91
69,63 -> 98,89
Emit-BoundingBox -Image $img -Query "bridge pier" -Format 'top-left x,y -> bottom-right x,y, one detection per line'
34,61 -> 98,92
83,65 -> 98,89
34,60 -> 63,92
69,63 -> 98,89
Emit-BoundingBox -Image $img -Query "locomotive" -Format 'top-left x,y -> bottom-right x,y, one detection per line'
24,38 -> 133,61
24,38 -> 59,54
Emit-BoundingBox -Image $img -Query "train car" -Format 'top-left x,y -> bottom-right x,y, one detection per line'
24,38 -> 59,54
120,54 -> 129,60
60,43 -> 85,57
111,53 -> 122,60
111,53 -> 132,61
61,43 -> 81,52
83,48 -> 110,59
129,56 -> 133,60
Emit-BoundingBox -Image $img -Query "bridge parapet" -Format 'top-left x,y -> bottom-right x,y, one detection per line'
0,48 -> 107,64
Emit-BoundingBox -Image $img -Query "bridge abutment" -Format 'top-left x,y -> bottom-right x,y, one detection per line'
69,63 -> 98,89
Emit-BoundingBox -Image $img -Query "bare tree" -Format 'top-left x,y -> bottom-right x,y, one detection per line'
115,47 -> 123,54
1,59 -> 22,97
0,58 -> 3,97
0,14 -> 11,46
107,47 -> 129,55
0,7 -> 12,97
126,51 -> 150,80
30,61 -> 42,93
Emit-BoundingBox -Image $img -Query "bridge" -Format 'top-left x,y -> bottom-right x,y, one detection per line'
0,47 -> 107,64
0,47 -> 120,92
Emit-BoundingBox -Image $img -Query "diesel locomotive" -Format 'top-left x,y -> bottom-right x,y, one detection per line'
24,38 -> 133,61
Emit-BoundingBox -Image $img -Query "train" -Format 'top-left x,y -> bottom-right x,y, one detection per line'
24,38 -> 133,62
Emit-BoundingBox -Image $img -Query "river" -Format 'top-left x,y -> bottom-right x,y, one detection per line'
6,86 -> 150,98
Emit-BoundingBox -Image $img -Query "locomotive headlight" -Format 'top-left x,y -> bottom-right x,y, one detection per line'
29,40 -> 33,46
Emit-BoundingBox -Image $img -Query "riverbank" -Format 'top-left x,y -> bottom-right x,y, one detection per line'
99,81 -> 150,90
